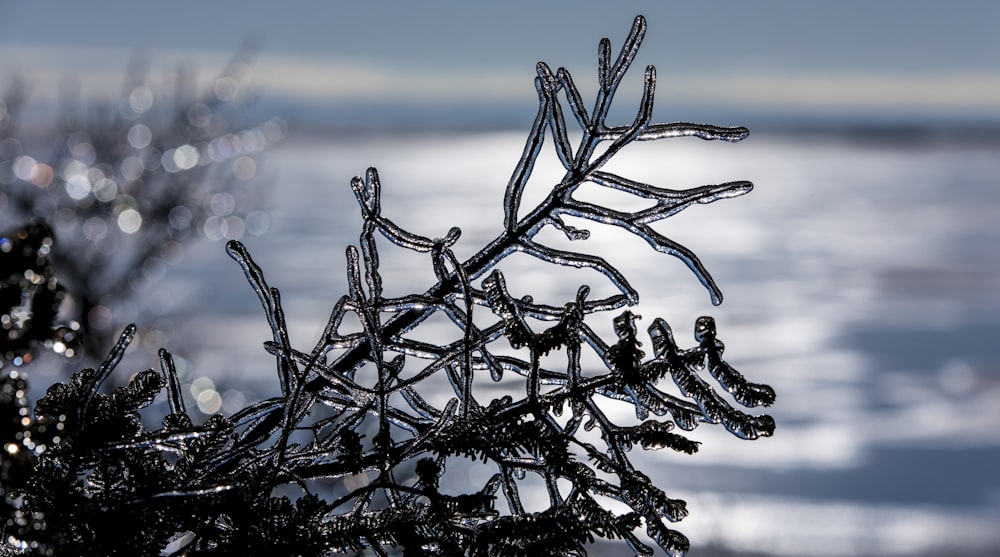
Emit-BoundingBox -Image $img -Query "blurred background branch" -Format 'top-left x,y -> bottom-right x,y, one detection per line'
1,47 -> 285,367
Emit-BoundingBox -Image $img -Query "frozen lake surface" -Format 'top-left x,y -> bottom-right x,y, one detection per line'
34,129 -> 1000,555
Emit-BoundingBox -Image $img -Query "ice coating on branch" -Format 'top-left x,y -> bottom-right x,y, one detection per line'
235,14 -> 769,555
8,16 -> 773,556
497,15 -> 750,308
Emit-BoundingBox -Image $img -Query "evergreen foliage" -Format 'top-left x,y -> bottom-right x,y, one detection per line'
1,16 -> 774,556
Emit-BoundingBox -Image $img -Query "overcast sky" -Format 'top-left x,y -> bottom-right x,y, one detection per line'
2,1 -> 999,126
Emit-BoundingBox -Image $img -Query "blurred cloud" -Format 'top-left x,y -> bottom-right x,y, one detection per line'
256,55 -> 527,103
4,44 -> 999,119
665,72 -> 1000,113
2,2 -> 999,123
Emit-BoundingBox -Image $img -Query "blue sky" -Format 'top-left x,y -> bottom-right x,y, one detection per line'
2,1 -> 999,127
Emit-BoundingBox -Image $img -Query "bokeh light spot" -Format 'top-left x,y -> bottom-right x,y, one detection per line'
224,215 -> 245,240
187,103 -> 212,128
203,216 -> 226,240
245,211 -> 270,236
190,377 -> 222,414
190,377 -> 214,398
197,390 -> 222,414
213,77 -> 239,102
127,124 -> 152,149
120,156 -> 145,181
128,86 -> 154,114
117,208 -> 142,233
262,118 -> 287,143
209,192 -> 235,216
172,145 -> 199,171
82,217 -> 108,241
233,156 -> 256,180
65,174 -> 92,200
29,163 -> 54,188
208,135 -> 241,161
168,206 -> 192,230
71,142 -> 95,164
92,178 -> 118,202
12,155 -> 36,181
